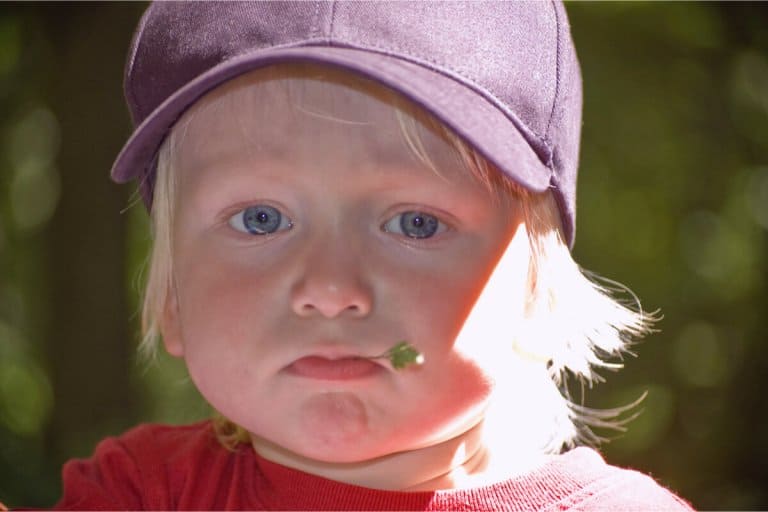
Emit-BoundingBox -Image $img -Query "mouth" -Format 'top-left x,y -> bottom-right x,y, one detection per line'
285,355 -> 385,381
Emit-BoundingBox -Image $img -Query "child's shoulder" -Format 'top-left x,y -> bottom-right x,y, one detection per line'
98,420 -> 222,468
54,420 -> 243,510
553,447 -> 695,511
115,419 -> 216,450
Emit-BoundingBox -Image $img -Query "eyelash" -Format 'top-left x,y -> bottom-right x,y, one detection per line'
226,204 -> 452,243
227,204 -> 293,236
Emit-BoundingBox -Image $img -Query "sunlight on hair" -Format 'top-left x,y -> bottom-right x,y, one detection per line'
519,192 -> 656,384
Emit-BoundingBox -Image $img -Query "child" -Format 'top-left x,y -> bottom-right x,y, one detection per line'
51,1 -> 694,510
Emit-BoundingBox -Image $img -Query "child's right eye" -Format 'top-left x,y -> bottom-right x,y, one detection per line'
228,205 -> 293,235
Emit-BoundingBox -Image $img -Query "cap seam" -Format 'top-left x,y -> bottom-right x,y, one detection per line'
309,1 -> 322,39
325,37 -> 552,158
125,4 -> 153,123
329,0 -> 338,42
545,0 -> 562,151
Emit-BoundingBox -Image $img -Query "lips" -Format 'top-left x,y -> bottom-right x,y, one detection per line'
286,356 -> 384,380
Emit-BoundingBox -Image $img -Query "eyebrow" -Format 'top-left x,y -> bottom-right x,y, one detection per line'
189,156 -> 466,203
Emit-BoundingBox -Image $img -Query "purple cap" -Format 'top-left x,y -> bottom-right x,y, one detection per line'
112,1 -> 582,247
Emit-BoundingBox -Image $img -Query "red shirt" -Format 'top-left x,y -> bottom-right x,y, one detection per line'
53,421 -> 693,510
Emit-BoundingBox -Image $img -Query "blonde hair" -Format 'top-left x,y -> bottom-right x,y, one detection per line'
138,63 -> 655,452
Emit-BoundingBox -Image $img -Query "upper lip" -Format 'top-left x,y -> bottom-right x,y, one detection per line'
285,342 -> 392,368
301,346 -> 365,359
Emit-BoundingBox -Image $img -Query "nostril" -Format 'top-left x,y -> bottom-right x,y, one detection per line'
346,305 -> 364,317
297,301 -> 366,318
290,278 -> 373,318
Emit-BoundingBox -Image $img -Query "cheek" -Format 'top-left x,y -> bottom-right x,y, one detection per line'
387,246 -> 501,350
401,276 -> 474,345
174,249 -> 279,354
411,212 -> 517,324
172,253 -> 285,411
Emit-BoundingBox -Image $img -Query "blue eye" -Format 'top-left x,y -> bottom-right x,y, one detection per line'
229,205 -> 293,235
383,211 -> 445,239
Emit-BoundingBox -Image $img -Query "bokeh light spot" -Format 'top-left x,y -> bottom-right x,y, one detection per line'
679,209 -> 759,300
0,321 -> 54,437
0,17 -> 21,77
10,160 -> 60,233
733,50 -> 768,117
6,106 -> 60,170
6,106 -> 62,233
745,166 -> 768,230
673,322 -> 729,388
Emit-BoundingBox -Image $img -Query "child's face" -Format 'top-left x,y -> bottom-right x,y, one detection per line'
162,69 -> 525,463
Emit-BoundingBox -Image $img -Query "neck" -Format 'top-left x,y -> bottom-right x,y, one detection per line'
251,416 -> 551,491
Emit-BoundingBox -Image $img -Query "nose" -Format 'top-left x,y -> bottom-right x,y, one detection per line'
290,236 -> 373,319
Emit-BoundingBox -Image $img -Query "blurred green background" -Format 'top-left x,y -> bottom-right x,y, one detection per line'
1,2 -> 767,509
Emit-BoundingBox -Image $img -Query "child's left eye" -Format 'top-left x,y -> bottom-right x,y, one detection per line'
228,205 -> 293,235
382,211 -> 447,240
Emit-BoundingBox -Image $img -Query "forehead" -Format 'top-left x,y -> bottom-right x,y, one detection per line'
173,64 -> 474,186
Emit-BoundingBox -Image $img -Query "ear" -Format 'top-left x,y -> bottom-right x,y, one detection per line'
161,285 -> 185,358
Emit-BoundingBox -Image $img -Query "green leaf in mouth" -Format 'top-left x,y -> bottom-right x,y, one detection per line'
381,341 -> 425,370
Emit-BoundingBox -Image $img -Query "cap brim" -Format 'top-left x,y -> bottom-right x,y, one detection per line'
111,45 -> 552,198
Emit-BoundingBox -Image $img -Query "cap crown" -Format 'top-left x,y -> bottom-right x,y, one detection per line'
119,1 -> 582,245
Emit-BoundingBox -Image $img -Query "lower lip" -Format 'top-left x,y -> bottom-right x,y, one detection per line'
286,356 -> 383,380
